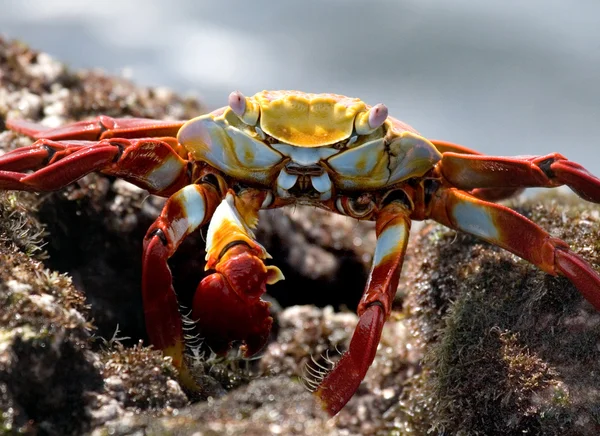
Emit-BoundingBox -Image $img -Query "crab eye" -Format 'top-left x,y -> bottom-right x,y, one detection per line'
335,195 -> 376,219
228,91 -> 260,126
354,103 -> 388,135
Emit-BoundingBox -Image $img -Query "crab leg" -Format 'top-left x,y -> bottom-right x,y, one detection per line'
0,138 -> 190,196
315,201 -> 411,415
7,116 -> 185,142
440,152 -> 600,203
430,139 -> 481,156
428,140 -> 522,201
142,181 -> 223,387
429,187 -> 600,310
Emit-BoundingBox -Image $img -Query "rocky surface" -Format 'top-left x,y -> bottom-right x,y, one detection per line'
391,195 -> 600,435
1,38 -> 599,435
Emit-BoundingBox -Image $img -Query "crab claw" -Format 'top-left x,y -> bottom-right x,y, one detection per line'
193,190 -> 284,355
192,243 -> 283,355
228,91 -> 260,126
354,103 -> 388,135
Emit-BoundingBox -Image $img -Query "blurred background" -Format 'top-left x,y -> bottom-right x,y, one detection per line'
1,0 -> 599,174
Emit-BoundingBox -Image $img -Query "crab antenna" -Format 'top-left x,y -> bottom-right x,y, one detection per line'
354,103 -> 388,135
228,91 -> 260,126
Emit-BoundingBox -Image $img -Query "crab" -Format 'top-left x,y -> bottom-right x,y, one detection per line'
1,90 -> 600,415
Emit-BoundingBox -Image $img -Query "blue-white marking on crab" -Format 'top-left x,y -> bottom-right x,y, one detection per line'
451,201 -> 499,241
178,117 -> 284,183
328,132 -> 441,190
327,138 -> 385,186
311,172 -> 332,193
146,154 -> 185,190
277,170 -> 299,190
370,219 -> 408,268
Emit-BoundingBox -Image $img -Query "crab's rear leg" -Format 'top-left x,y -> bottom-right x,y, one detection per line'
314,200 -> 411,415
0,138 -> 190,196
440,152 -> 600,203
7,116 -> 186,142
429,187 -> 600,309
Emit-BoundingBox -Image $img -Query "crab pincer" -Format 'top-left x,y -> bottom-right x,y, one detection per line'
192,191 -> 283,356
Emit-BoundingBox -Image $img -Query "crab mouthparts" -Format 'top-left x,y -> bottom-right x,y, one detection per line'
276,164 -> 332,200
285,162 -> 324,176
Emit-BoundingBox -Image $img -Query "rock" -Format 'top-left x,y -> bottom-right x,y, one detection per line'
387,195 -> 600,435
0,192 -> 101,434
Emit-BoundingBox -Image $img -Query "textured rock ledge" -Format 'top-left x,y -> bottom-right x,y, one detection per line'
1,38 -> 599,435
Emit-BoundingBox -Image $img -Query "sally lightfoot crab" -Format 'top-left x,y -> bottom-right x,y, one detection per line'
2,90 -> 600,415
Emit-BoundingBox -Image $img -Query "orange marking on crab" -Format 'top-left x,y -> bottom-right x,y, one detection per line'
204,194 -> 269,270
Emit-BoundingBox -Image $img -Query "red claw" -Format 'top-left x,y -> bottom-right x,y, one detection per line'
192,244 -> 275,356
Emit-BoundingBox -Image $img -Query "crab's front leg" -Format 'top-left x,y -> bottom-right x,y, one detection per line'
429,187 -> 600,310
314,199 -> 411,415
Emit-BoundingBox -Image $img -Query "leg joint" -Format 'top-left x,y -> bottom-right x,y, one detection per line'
148,228 -> 168,246
538,157 -> 557,179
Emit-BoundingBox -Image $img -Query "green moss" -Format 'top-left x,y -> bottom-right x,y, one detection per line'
100,341 -> 188,412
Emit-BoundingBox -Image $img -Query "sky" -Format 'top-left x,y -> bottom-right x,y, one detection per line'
1,0 -> 599,175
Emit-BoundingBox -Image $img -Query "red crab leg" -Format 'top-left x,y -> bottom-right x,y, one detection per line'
7,116 -> 185,142
315,200 -> 411,415
0,138 -> 190,196
429,187 -> 600,310
430,140 -> 523,201
430,139 -> 481,156
440,152 -> 600,203
142,180 -> 223,387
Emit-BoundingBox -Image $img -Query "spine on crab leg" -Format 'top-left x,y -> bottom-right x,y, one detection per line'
142,181 -> 223,388
7,116 -> 185,141
191,190 -> 284,357
314,201 -> 411,415
429,187 -> 600,310
0,137 -> 190,196
440,152 -> 600,203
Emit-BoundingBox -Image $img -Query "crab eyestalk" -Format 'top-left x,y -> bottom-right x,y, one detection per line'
354,103 -> 388,135
228,91 -> 260,126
